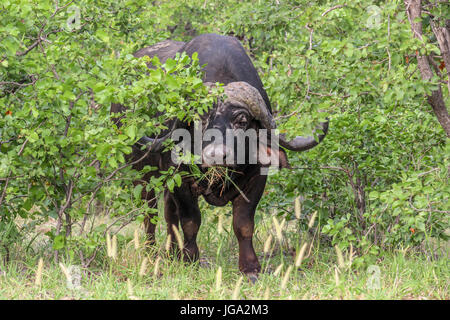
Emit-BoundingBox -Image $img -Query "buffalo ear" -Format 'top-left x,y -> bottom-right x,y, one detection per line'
277,147 -> 291,169
258,142 -> 291,169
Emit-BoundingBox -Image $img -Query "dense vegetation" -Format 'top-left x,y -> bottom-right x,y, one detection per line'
0,0 -> 448,299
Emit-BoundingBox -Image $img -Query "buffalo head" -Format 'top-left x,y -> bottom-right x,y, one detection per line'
139,81 -> 328,171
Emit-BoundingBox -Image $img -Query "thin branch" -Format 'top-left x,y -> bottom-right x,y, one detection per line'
15,29 -> 62,57
15,0 -> 74,57
417,167 -> 439,177
71,140 -> 160,206
409,196 -> 450,214
321,4 -> 347,17
0,75 -> 38,88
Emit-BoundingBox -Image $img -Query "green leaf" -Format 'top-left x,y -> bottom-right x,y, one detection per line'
53,235 -> 66,250
124,124 -> 137,141
174,173 -> 182,187
167,178 -> 174,192
96,30 -> 110,43
133,184 -> 143,199
164,58 -> 177,73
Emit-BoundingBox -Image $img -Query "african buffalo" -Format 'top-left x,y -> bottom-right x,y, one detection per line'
112,33 -> 328,280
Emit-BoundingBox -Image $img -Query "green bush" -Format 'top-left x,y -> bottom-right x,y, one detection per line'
1,0 -> 448,265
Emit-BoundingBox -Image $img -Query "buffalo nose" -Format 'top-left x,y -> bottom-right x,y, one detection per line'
202,144 -> 232,166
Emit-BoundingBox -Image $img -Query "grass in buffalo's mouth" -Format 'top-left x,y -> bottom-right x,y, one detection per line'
200,166 -> 229,189
196,166 -> 249,199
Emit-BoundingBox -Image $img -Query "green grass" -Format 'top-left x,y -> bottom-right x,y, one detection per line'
0,205 -> 448,300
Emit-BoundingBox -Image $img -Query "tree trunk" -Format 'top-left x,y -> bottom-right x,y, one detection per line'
405,0 -> 450,137
430,19 -> 450,94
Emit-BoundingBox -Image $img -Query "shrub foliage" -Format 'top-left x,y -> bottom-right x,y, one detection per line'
0,0 -> 448,265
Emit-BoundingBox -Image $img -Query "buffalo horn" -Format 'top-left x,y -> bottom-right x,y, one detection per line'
223,81 -> 328,152
136,119 -> 179,152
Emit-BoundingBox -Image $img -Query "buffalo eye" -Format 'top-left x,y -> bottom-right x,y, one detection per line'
234,113 -> 249,129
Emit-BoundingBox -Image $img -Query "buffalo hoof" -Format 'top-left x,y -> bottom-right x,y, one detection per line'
246,273 -> 259,284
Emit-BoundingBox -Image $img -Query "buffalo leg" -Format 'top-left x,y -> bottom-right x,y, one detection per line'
141,188 -> 158,246
232,175 -> 267,280
164,190 -> 180,255
170,185 -> 201,262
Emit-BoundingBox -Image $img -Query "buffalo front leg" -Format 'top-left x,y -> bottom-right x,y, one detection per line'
232,175 -> 267,280
164,190 -> 180,256
141,188 -> 158,246
169,185 -> 201,262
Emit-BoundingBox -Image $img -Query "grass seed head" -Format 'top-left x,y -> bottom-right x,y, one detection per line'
273,263 -> 284,277
280,218 -> 286,231
34,258 -> 44,286
295,242 -> 309,267
294,196 -> 301,219
111,235 -> 118,260
308,211 -> 318,229
172,225 -> 184,252
335,245 -> 345,270
348,243 -> 354,266
334,267 -> 340,286
153,256 -> 161,277
59,263 -> 69,278
165,234 -> 172,253
281,266 -> 293,290
272,216 -> 283,242
134,228 -> 140,250
232,276 -> 243,300
59,263 -> 71,284
263,234 -> 273,255
106,232 -> 112,257
217,215 -> 223,235
139,258 -> 148,276
215,266 -> 222,291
